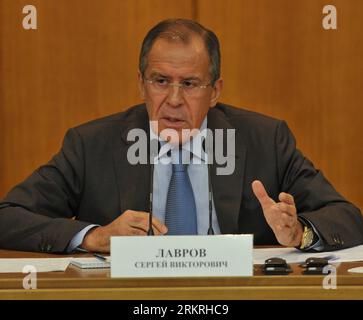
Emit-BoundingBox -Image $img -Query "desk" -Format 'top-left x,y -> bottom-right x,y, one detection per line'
0,249 -> 363,300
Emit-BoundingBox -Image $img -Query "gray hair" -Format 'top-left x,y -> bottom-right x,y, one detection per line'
139,19 -> 221,85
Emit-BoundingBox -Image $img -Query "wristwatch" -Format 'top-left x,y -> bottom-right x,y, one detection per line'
300,225 -> 315,249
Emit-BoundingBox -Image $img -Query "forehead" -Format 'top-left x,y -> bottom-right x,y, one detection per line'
146,36 -> 210,78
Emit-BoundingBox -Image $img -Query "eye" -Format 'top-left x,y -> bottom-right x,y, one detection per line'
182,80 -> 197,89
154,78 -> 169,86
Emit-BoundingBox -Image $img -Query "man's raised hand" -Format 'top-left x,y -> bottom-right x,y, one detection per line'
252,180 -> 303,247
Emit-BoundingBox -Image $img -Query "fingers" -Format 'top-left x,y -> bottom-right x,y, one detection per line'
152,216 -> 168,235
267,199 -> 296,228
279,192 -> 295,205
266,204 -> 295,228
278,212 -> 296,228
82,211 -> 168,252
130,227 -> 148,236
251,181 -> 301,247
124,211 -> 168,235
276,202 -> 296,217
252,180 -> 275,210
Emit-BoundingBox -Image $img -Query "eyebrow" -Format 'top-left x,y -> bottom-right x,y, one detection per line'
148,72 -> 202,82
149,72 -> 169,79
182,76 -> 202,82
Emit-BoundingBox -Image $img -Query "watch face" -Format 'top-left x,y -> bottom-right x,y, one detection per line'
301,227 -> 314,249
305,228 -> 314,247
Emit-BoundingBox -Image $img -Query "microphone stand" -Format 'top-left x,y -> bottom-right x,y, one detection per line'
147,140 -> 157,236
147,161 -> 155,236
207,159 -> 215,235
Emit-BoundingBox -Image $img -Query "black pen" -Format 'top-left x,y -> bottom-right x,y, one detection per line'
75,247 -> 108,262
93,253 -> 107,261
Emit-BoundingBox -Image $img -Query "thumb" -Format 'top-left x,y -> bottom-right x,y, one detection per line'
252,180 -> 275,211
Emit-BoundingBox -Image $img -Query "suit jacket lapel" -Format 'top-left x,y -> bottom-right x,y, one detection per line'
112,105 -> 151,214
208,107 -> 246,234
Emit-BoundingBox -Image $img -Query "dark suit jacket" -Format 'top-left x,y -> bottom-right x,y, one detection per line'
1,103 -> 363,253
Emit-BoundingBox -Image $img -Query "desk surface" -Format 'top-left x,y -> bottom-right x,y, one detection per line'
0,249 -> 362,300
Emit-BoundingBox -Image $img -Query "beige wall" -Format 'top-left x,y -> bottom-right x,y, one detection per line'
1,0 -> 362,209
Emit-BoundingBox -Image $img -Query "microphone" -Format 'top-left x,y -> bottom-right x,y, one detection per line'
203,137 -> 215,235
147,139 -> 158,236
207,163 -> 215,235
147,162 -> 155,235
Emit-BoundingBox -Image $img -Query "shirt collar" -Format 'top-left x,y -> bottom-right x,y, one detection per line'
149,117 -> 207,162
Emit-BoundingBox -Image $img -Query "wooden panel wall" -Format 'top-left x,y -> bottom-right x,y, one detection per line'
1,0 -> 362,210
197,0 -> 363,208
0,0 -> 194,196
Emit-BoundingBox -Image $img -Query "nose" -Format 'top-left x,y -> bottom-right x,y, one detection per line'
166,84 -> 183,107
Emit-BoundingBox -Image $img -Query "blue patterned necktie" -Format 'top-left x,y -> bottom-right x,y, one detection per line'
165,149 -> 198,235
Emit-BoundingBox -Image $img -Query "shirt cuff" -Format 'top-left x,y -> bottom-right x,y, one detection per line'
66,224 -> 100,253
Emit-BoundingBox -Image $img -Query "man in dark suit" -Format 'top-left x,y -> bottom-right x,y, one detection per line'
1,19 -> 363,253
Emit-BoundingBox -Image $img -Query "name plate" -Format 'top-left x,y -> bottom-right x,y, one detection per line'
110,234 -> 253,278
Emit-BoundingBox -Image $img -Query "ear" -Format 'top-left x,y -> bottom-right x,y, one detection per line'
138,71 -> 146,100
209,78 -> 223,107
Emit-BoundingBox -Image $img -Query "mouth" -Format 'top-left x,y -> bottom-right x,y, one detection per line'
160,116 -> 186,128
